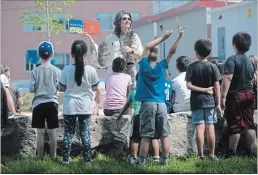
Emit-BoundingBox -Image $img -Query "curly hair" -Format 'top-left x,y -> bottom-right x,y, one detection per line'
113,10 -> 133,37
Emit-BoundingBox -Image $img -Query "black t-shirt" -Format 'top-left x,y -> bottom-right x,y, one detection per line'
224,54 -> 254,94
185,61 -> 222,110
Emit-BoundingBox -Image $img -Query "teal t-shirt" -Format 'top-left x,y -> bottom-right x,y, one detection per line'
126,88 -> 141,116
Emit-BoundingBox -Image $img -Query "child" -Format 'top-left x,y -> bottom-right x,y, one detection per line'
135,27 -> 184,165
59,40 -> 100,164
114,73 -> 160,164
185,39 -> 222,160
29,41 -> 61,158
164,70 -> 173,114
1,65 -> 23,116
171,56 -> 191,113
3,65 -> 23,113
221,33 -> 256,158
103,57 -> 132,116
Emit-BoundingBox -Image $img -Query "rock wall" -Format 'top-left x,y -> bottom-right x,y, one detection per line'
1,110 -> 257,157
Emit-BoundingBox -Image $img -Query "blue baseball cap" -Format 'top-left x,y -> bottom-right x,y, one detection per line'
38,41 -> 54,59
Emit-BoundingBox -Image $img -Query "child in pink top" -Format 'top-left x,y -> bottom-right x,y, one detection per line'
103,57 -> 132,116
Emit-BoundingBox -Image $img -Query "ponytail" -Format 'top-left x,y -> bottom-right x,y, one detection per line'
71,40 -> 88,86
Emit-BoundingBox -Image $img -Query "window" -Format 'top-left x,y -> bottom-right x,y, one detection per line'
96,12 -> 141,31
55,13 -> 69,31
24,51 -> 70,72
23,13 -> 46,32
23,13 -> 68,32
53,53 -> 70,69
96,13 -> 116,31
153,0 -> 192,15
24,56 -> 34,72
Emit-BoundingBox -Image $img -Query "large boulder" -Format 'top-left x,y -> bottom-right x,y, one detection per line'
1,111 -> 257,157
1,117 -> 36,156
168,112 -> 197,156
56,115 -> 131,156
1,115 -> 131,157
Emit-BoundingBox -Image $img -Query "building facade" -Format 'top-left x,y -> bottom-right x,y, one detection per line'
210,1 -> 258,60
1,1 -> 152,81
133,0 -> 232,79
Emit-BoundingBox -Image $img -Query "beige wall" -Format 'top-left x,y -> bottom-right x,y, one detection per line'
1,1 -> 152,80
134,8 -> 208,80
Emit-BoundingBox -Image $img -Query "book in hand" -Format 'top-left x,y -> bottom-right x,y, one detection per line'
84,20 -> 100,35
69,19 -> 84,34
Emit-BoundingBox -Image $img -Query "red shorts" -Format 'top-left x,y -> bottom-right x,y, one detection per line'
225,90 -> 256,135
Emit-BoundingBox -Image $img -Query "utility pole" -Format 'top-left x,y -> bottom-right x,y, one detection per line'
153,21 -> 157,38
46,0 -> 50,42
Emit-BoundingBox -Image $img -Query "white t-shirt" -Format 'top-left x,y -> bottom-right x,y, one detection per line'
59,64 -> 99,115
1,74 -> 9,88
171,72 -> 191,112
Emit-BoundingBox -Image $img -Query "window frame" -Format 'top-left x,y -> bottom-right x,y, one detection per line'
24,52 -> 70,72
96,12 -> 116,31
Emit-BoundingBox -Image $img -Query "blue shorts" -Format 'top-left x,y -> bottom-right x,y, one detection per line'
192,107 -> 217,125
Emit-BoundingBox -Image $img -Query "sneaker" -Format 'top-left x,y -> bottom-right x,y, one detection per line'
138,157 -> 146,165
153,156 -> 160,162
160,157 -> 168,165
209,155 -> 219,161
129,157 -> 137,165
224,149 -> 236,159
84,161 -> 92,165
199,156 -> 204,160
61,161 -> 69,165
244,149 -> 257,158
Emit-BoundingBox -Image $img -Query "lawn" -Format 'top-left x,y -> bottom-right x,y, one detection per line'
1,154 -> 257,174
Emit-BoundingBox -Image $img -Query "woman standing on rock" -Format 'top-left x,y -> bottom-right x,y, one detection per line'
83,10 -> 143,89
59,40 -> 100,165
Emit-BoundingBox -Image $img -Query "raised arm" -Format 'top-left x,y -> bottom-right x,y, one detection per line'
78,32 -> 98,52
165,26 -> 184,64
142,30 -> 172,58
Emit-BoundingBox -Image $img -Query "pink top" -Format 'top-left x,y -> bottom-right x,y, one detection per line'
104,72 -> 132,109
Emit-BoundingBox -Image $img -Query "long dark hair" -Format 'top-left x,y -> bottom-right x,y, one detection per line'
71,40 -> 88,86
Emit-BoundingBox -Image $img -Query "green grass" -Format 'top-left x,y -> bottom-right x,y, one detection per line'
1,154 -> 257,174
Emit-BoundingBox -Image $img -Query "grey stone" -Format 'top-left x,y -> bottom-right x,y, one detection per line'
1,115 -> 131,157
1,110 -> 257,157
168,112 -> 197,156
1,116 -> 36,156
